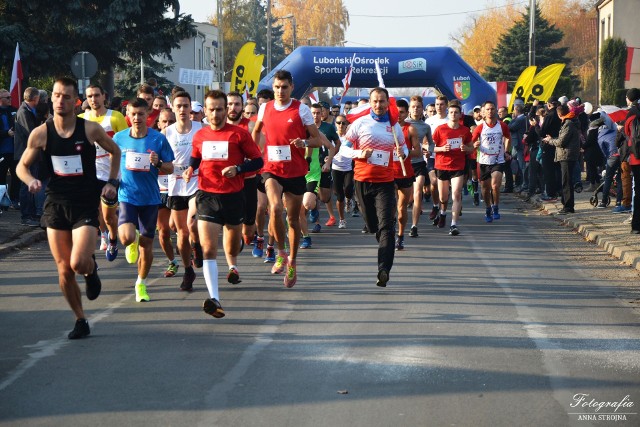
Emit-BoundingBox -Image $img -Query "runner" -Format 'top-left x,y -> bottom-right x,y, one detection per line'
425,96 -> 448,225
345,87 -> 407,287
472,100 -> 511,222
114,98 -> 175,302
17,77 -> 121,339
80,84 -> 128,261
183,90 -> 263,318
430,102 -> 473,235
331,114 -> 354,229
251,70 -> 322,287
164,91 -> 202,292
394,99 -> 417,250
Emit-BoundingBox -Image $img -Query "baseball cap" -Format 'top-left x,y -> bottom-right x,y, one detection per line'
547,96 -> 559,105
191,101 -> 203,113
473,105 -> 481,111
319,101 -> 330,109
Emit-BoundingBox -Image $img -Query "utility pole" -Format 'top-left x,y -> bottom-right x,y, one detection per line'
218,0 -> 224,87
528,0 -> 536,66
266,0 -> 272,73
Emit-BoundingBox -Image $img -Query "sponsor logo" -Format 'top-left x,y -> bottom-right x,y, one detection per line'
398,58 -> 427,74
453,76 -> 471,100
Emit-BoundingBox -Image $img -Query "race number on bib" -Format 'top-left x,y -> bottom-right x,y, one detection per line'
368,149 -> 390,167
125,151 -> 151,171
158,174 -> 169,189
448,137 -> 462,150
202,141 -> 229,160
484,134 -> 501,155
51,155 -> 83,176
267,145 -> 291,161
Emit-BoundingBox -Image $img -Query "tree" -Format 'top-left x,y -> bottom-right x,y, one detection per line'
0,0 -> 195,90
600,37 -> 627,105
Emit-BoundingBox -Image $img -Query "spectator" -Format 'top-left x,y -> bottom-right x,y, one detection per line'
622,88 -> 640,232
590,111 -> 622,210
14,87 -> 41,226
539,97 -> 562,201
508,103 -> 527,192
0,88 -> 18,208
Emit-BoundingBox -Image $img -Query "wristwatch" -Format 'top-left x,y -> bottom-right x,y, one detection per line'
155,160 -> 163,169
107,178 -> 119,188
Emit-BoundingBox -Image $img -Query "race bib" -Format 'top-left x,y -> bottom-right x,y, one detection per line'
202,141 -> 229,160
125,151 -> 151,171
267,145 -> 291,161
51,155 -> 83,176
368,149 -> 390,167
448,137 -> 462,150
484,134 -> 500,155
393,150 -> 400,162
158,174 -> 169,189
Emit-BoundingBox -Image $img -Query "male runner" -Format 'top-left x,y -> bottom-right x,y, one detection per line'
80,84 -> 128,260
425,95 -> 448,224
125,84 -> 160,128
430,102 -> 473,235
17,77 -> 121,339
164,91 -> 202,291
115,98 -> 175,302
406,95 -> 431,238
472,101 -> 511,222
394,99 -> 417,250
184,90 -> 263,318
251,70 -> 322,287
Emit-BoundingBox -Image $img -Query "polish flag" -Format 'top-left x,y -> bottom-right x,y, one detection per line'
308,90 -> 319,104
599,105 -> 630,123
339,53 -> 356,101
346,59 -> 398,125
10,43 -> 22,109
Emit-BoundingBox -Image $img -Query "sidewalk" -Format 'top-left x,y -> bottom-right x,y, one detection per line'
0,207 -> 46,257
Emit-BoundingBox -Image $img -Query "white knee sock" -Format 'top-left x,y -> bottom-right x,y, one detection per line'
202,259 -> 219,300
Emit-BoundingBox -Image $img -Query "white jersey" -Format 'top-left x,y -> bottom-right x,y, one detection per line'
166,121 -> 203,196
425,115 -> 447,160
332,136 -> 354,172
83,109 -> 118,181
477,121 -> 507,165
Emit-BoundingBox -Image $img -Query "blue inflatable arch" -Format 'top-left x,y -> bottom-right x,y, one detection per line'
258,47 -> 496,113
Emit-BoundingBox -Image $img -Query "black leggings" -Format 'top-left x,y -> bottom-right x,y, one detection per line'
331,169 -> 354,202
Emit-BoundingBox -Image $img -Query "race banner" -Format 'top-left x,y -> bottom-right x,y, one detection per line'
523,64 -> 565,104
508,66 -> 536,112
231,42 -> 265,96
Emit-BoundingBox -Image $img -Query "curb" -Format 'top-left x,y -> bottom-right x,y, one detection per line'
0,229 -> 47,258
520,194 -> 640,273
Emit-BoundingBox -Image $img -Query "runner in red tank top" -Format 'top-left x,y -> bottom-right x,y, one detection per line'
251,70 -> 323,288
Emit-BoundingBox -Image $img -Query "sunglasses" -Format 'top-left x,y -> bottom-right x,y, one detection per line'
335,121 -> 347,125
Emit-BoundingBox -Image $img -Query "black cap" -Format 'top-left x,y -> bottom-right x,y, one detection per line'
627,88 -> 640,103
547,96 -> 559,105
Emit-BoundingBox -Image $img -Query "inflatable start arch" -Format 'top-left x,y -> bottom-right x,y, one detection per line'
258,47 -> 496,113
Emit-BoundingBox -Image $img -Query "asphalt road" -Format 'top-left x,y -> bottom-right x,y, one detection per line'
1,196 -> 639,427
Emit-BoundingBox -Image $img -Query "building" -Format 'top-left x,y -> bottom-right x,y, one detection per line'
595,0 -> 640,103
159,22 -> 222,103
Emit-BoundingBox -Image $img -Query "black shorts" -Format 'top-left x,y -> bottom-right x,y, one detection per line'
243,174 -> 258,225
196,190 -> 245,226
42,199 -> 100,230
319,172 -> 332,189
256,175 -> 266,194
411,161 -> 428,177
262,172 -> 306,196
306,180 -> 318,194
467,158 -> 477,170
168,193 -> 196,211
427,158 -> 436,173
479,163 -> 505,181
395,177 -> 415,189
159,193 -> 170,210
436,169 -> 466,181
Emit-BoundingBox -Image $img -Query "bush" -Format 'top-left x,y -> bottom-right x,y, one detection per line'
600,37 -> 627,105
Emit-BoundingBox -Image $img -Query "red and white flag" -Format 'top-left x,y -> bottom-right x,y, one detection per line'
600,105 -> 630,123
339,53 -> 356,101
346,59 -> 398,125
10,43 -> 23,109
243,83 -> 250,102
308,90 -> 319,104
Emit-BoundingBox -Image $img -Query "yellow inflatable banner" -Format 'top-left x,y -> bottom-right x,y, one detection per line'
231,42 -> 265,96
523,63 -> 565,104
508,66 -> 537,112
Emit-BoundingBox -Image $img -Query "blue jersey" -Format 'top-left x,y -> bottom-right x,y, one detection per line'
114,128 -> 174,206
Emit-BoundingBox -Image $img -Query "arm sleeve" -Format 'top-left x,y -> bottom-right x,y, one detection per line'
237,157 -> 264,174
189,156 -> 202,169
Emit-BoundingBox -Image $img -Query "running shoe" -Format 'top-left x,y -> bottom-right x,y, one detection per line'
284,261 -> 297,288
395,235 -> 405,251
271,255 -> 287,274
105,241 -> 118,262
409,225 -> 418,238
428,206 -> 439,221
449,225 -> 460,236
180,267 -> 196,291
99,232 -> 108,251
164,262 -> 179,277
473,192 -> 480,206
264,246 -> 276,263
309,207 -> 320,223
612,205 -> 631,213
338,219 -> 347,229
492,205 -> 500,220
362,225 -> 369,234
311,223 -> 321,233
135,283 -> 150,302
300,236 -> 312,249
376,269 -> 389,287
252,236 -> 264,257
84,256 -> 102,301
192,242 -> 204,268
203,298 -> 225,318
325,216 -> 336,226
485,207 -> 493,223
125,230 -> 140,264
352,206 -> 360,217
227,267 -> 241,284
432,214 -> 440,226
68,319 -> 90,340
437,213 -> 446,228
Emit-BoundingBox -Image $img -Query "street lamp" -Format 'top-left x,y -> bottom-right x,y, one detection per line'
280,14 -> 297,51
306,37 -> 317,45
